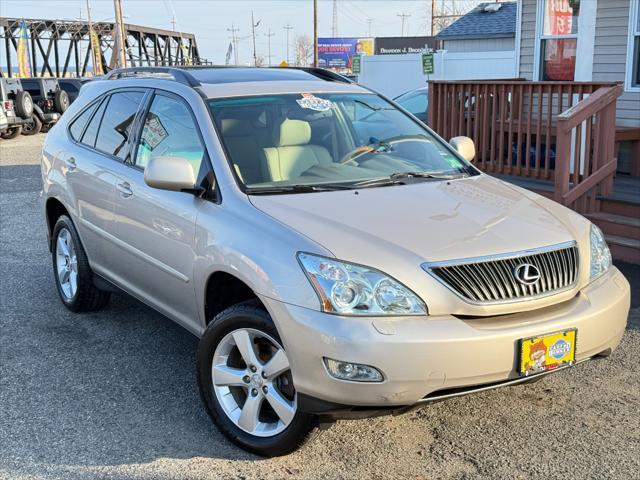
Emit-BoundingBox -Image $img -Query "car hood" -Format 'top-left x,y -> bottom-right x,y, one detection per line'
248,175 -> 576,266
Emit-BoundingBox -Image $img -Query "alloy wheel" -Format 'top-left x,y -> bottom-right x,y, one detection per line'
55,227 -> 78,299
212,328 -> 297,437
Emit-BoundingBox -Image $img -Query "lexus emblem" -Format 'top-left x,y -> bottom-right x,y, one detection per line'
514,263 -> 541,285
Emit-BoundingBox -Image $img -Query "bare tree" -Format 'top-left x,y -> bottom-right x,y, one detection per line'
293,34 -> 314,67
421,0 -> 484,36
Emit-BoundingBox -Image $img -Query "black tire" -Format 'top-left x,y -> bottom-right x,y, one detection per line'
0,126 -> 22,139
51,215 -> 110,312
14,90 -> 33,118
22,115 -> 42,136
197,302 -> 317,457
54,89 -> 70,113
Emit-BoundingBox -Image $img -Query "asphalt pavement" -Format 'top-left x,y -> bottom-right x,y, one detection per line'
1,135 -> 639,479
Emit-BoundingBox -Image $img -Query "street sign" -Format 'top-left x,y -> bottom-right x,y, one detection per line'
352,54 -> 361,74
422,53 -> 434,75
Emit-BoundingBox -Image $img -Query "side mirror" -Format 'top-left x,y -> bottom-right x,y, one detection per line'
449,136 -> 476,162
144,156 -> 196,192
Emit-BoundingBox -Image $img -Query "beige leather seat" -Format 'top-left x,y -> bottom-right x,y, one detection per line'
220,118 -> 269,184
263,119 -> 332,181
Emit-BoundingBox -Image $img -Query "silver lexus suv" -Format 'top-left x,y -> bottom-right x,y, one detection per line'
41,67 -> 630,456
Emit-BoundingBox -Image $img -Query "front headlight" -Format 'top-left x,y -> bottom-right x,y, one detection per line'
590,224 -> 612,281
298,252 -> 427,316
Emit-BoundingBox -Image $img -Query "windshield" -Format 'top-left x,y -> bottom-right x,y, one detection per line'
208,92 -> 475,193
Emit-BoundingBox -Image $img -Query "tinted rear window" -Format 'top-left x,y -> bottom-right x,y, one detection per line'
94,91 -> 145,160
69,100 -> 101,141
81,99 -> 108,148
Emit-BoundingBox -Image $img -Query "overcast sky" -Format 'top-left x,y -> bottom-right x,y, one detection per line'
1,0 -> 483,65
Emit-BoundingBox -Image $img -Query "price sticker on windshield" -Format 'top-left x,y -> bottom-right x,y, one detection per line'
297,93 -> 334,112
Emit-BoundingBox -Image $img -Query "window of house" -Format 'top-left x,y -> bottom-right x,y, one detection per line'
539,0 -> 580,81
628,0 -> 640,90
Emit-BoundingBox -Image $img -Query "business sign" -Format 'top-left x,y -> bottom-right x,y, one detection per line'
374,36 -> 439,55
422,53 -> 434,74
318,37 -> 373,72
352,55 -> 361,74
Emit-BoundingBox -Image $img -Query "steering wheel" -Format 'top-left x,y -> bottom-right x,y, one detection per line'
338,135 -> 433,165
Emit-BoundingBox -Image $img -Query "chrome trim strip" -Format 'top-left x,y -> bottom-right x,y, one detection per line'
421,241 -> 579,306
421,240 -> 577,268
79,218 -> 190,283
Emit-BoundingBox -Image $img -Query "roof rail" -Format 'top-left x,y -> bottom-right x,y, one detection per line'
104,67 -> 201,87
289,67 -> 354,84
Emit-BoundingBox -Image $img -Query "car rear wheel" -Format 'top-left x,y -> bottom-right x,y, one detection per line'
197,302 -> 317,457
0,126 -> 22,139
52,215 -> 110,312
14,91 -> 33,118
22,115 -> 42,136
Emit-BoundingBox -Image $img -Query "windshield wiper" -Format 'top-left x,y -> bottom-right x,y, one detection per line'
352,171 -> 466,188
245,183 -> 355,195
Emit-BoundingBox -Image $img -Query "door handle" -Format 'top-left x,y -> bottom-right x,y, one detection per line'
116,181 -> 133,198
65,157 -> 77,171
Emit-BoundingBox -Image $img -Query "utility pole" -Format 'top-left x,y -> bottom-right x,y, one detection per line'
431,0 -> 436,36
264,28 -> 275,67
313,0 -> 318,67
112,0 -> 127,68
227,24 -> 239,65
332,0 -> 338,37
397,13 -> 411,37
366,18 -> 374,37
283,24 -> 293,64
251,11 -> 261,67
171,15 -> 177,32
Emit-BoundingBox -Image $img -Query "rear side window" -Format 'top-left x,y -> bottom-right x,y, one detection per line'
81,98 -> 108,148
69,100 -> 100,141
95,91 -> 145,160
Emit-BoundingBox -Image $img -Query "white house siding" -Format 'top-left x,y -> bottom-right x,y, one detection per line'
592,0 -> 640,128
443,37 -> 515,53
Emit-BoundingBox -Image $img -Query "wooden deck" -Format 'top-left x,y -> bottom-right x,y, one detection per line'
427,80 -> 637,262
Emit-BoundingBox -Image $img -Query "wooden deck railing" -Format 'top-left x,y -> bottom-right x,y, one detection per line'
428,80 -> 623,213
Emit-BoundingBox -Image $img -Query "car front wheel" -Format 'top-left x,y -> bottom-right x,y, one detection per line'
197,302 -> 317,456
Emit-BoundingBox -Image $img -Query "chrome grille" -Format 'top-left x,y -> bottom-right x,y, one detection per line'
422,242 -> 579,304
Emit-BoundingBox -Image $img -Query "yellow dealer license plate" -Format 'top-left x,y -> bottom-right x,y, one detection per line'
519,329 -> 577,376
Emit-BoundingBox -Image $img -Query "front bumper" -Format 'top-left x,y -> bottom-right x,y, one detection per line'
261,267 -> 630,410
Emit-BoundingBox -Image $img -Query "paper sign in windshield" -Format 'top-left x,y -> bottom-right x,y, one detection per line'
296,93 -> 333,112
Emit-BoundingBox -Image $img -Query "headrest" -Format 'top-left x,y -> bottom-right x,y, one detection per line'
275,119 -> 311,147
220,118 -> 252,137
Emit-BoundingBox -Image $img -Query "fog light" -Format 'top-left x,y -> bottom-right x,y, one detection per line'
324,358 -> 383,382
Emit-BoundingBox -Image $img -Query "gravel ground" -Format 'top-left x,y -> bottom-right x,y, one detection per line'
1,135 -> 639,480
